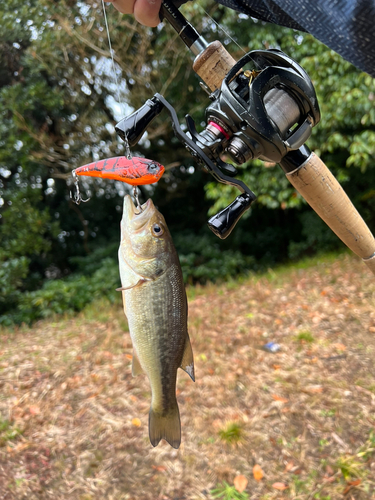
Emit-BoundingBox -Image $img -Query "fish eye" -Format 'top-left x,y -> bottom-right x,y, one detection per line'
151,223 -> 164,237
148,163 -> 158,172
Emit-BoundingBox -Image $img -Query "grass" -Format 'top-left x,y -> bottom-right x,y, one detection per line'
211,482 -> 250,500
0,252 -> 375,499
218,422 -> 244,445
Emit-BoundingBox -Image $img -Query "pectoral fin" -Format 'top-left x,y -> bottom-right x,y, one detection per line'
118,256 -> 147,290
116,278 -> 146,291
180,334 -> 195,382
132,351 -> 143,377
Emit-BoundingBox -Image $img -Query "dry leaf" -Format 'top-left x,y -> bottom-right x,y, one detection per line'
326,464 -> 334,475
284,461 -> 294,473
152,465 -> 167,472
131,418 -> 141,427
272,482 -> 288,490
333,343 -> 346,351
347,479 -> 361,486
253,464 -> 264,481
343,479 -> 361,495
29,405 -> 40,416
272,394 -> 289,403
234,475 -> 248,492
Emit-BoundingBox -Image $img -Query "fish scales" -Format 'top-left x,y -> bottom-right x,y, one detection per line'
125,264 -> 186,409
118,195 -> 194,449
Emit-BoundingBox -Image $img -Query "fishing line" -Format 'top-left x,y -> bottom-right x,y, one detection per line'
101,0 -> 132,158
203,8 -> 246,54
101,1 -> 143,210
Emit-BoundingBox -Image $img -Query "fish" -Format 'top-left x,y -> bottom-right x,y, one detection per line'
74,156 -> 165,185
118,195 -> 194,449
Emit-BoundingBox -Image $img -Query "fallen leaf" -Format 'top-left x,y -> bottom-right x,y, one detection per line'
131,418 -> 141,427
323,475 -> 337,483
272,482 -> 288,490
284,461 -> 294,473
234,475 -> 248,492
347,479 -> 361,486
272,394 -> 289,403
253,464 -> 264,481
326,465 -> 334,475
29,405 -> 40,416
343,479 -> 361,495
333,343 -> 346,351
152,465 -> 167,472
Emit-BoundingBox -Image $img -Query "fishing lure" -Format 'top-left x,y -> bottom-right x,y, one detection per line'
73,156 -> 165,186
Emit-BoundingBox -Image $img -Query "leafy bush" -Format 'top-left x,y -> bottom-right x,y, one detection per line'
0,258 -> 120,326
288,211 -> 341,260
175,233 -> 255,284
1,232 -> 257,325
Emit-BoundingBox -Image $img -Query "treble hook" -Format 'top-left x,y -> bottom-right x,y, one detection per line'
70,170 -> 90,205
133,186 -> 143,213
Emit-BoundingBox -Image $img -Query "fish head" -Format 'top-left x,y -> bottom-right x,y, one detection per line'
119,195 -> 175,280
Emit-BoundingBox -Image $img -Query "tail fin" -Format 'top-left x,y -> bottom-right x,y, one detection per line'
149,404 -> 181,449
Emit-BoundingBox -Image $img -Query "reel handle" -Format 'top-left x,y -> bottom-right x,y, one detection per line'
208,192 -> 255,239
115,97 -> 164,146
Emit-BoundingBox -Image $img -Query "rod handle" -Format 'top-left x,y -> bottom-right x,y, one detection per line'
192,40 -> 236,91
286,152 -> 375,274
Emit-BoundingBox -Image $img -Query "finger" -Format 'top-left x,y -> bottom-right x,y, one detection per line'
133,0 -> 163,27
109,0 -> 135,15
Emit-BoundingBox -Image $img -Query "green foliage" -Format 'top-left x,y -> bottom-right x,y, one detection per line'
1,0 -> 375,325
0,417 -> 22,446
295,330 -> 315,343
0,257 -> 120,325
211,482 -> 249,500
218,422 -> 244,444
175,233 -> 255,284
288,211 -> 340,260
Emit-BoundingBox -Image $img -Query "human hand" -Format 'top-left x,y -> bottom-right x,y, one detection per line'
107,0 -> 163,27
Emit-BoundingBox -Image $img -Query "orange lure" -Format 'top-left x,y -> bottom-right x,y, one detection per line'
74,156 -> 165,186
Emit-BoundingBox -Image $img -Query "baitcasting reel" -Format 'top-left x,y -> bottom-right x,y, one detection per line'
115,48 -> 320,238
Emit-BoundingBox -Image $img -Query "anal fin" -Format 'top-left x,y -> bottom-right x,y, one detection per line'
132,351 -> 143,377
180,334 -> 195,382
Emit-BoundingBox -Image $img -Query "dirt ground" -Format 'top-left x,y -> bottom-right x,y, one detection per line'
0,253 -> 375,499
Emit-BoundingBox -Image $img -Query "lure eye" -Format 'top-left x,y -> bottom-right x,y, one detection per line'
151,223 -> 164,237
148,163 -> 159,172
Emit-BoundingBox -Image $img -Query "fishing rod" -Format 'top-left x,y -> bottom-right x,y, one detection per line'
115,0 -> 375,275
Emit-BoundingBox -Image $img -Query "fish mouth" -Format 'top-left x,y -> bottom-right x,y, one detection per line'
123,195 -> 155,231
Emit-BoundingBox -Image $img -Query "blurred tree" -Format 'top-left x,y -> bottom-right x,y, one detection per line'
1,0 -> 374,323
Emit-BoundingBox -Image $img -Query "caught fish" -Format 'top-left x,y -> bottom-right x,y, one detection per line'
118,195 -> 194,449
74,156 -> 165,185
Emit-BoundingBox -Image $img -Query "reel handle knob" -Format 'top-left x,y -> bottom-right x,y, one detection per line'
115,97 -> 164,147
208,192 -> 255,239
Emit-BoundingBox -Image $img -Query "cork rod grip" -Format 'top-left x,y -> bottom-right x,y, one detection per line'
191,40 -> 375,273
286,153 -> 375,274
192,40 -> 236,91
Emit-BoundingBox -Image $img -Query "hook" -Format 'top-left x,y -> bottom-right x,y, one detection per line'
133,186 -> 143,213
70,170 -> 90,205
